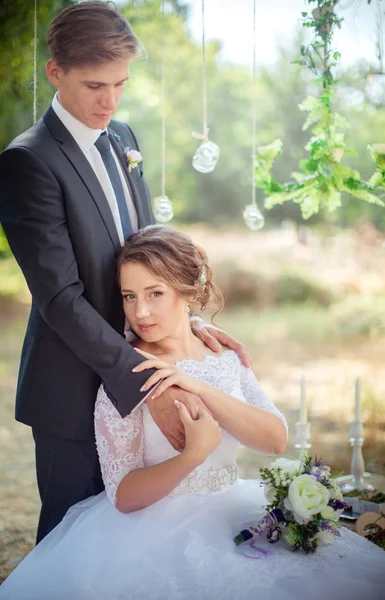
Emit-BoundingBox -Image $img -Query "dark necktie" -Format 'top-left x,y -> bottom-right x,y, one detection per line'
95,131 -> 132,240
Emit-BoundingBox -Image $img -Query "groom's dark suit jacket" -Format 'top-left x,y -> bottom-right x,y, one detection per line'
0,106 -> 155,441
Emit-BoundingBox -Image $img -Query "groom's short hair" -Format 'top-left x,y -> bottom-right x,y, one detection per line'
48,1 -> 140,70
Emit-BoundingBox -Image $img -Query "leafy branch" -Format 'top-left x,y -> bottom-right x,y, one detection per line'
254,0 -> 385,218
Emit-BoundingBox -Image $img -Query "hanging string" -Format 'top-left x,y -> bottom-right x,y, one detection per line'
33,0 -> 38,124
192,0 -> 219,172
153,0 -> 173,223
251,0 -> 257,206
201,0 -> 208,141
161,0 -> 166,196
243,0 -> 264,230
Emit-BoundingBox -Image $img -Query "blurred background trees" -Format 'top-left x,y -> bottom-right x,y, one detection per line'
1,0 -> 384,236
0,0 -> 73,257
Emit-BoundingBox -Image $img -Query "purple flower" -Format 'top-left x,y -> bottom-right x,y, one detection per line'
310,468 -> 322,481
329,499 -> 346,511
312,456 -> 331,473
320,520 -> 339,535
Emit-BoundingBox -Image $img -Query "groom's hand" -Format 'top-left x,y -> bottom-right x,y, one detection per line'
146,386 -> 207,452
191,320 -> 252,368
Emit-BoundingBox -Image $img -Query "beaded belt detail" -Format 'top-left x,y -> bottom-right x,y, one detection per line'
172,465 -> 238,496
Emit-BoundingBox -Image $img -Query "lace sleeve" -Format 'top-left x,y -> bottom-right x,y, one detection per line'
94,385 -> 144,506
239,365 -> 288,436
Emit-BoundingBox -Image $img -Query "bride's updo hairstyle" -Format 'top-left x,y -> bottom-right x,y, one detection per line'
117,225 -> 224,320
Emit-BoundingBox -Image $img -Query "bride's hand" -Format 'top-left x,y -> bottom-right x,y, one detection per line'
176,401 -> 222,465
132,348 -> 203,398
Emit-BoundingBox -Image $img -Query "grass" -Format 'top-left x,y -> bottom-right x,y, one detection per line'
218,303 -> 337,346
0,305 -> 40,583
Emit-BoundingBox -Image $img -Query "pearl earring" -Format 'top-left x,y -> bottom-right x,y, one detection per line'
185,304 -> 190,313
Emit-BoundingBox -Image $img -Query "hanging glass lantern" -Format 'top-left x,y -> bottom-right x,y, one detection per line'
192,140 -> 220,174
243,204 -> 264,231
192,0 -> 220,175
154,195 -> 174,223
243,1 -> 264,232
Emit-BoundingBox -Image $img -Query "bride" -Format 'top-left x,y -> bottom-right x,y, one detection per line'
1,226 -> 384,600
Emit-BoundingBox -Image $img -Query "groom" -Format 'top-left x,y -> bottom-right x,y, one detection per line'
0,1 -> 248,543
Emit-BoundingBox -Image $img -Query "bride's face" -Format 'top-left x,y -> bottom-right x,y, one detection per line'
120,261 -> 190,342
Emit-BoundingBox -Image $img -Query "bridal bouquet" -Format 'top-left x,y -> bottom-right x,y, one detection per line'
234,455 -> 346,554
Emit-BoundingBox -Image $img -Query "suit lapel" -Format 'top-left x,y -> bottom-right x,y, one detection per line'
43,107 -> 121,252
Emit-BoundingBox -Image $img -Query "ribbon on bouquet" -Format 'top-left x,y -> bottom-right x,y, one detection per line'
239,541 -> 271,560
234,508 -> 287,558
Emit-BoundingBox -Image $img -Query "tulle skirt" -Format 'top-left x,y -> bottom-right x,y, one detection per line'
0,479 -> 384,600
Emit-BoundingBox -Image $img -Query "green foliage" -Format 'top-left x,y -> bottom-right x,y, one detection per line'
275,272 -> 333,306
254,0 -> 385,219
331,295 -> 385,337
211,261 -> 334,310
213,261 -> 270,308
0,0 -> 73,259
0,257 -> 28,298
0,226 -> 11,259
0,0 -> 73,152
343,490 -> 385,503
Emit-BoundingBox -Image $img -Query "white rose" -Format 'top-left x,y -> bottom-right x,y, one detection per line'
283,496 -> 308,524
321,506 -> 339,522
264,483 -> 276,503
316,530 -> 335,545
287,474 -> 330,523
127,149 -> 142,162
270,458 -> 301,477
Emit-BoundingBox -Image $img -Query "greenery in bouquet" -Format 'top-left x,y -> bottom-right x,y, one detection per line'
234,454 -> 346,554
254,0 -> 385,219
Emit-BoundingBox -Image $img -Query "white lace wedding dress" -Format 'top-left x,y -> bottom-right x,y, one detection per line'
1,350 -> 384,600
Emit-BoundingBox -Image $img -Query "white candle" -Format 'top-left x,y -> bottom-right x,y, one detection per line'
354,377 -> 361,422
299,376 -> 307,424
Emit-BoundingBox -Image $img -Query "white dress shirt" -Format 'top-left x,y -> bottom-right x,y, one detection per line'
52,93 -> 138,244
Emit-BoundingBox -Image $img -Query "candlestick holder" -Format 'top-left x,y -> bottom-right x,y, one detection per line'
335,419 -> 374,493
294,421 -> 311,455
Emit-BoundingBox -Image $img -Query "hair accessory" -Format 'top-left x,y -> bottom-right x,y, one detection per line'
200,265 -> 207,291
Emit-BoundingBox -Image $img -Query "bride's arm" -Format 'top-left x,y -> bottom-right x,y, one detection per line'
95,386 -> 220,513
195,364 -> 288,455
116,453 -> 199,513
135,350 -> 287,456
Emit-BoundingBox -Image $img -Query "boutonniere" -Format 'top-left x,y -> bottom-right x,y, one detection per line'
124,147 -> 142,173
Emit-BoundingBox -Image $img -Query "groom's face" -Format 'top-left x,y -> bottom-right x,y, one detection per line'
120,262 -> 190,343
46,59 -> 129,129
